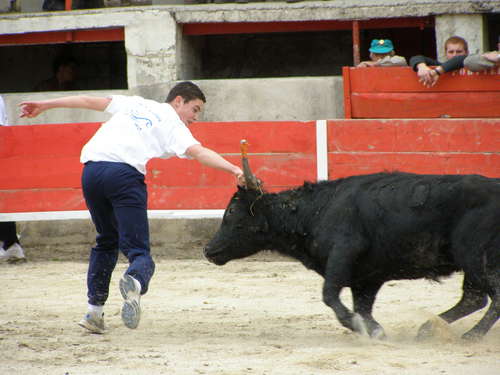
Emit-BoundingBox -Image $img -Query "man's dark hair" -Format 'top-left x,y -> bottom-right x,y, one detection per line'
166,81 -> 206,104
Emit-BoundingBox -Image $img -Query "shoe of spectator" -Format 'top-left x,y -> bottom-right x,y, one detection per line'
119,274 -> 142,329
0,243 -> 26,263
78,312 -> 105,334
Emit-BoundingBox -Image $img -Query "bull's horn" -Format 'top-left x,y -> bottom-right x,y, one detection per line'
240,140 -> 261,191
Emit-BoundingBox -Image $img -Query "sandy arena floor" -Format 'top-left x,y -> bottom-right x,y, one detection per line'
1,257 -> 499,375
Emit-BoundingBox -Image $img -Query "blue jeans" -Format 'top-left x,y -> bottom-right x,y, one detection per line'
82,161 -> 155,306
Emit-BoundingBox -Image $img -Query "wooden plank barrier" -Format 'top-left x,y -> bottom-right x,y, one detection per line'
342,66 -> 500,118
1,118 -> 498,219
327,119 -> 500,178
0,121 -> 317,215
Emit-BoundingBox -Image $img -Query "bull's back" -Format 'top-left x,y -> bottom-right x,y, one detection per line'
336,173 -> 498,280
353,173 -> 499,226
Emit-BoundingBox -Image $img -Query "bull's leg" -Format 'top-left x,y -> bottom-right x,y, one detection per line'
351,282 -> 386,339
461,294 -> 499,340
322,280 -> 356,332
322,248 -> 366,334
417,274 -> 488,340
461,266 -> 500,340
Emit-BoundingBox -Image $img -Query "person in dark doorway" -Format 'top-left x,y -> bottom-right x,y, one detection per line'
34,57 -> 78,92
19,81 -> 245,334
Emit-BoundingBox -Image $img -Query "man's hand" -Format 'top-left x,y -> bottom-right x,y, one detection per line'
19,101 -> 46,118
416,63 -> 439,88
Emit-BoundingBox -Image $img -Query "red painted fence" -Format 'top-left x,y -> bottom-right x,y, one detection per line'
328,119 -> 500,177
343,67 -> 500,119
0,121 -> 317,214
1,119 -> 498,216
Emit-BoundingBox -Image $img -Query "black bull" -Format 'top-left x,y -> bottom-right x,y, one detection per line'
204,172 -> 500,340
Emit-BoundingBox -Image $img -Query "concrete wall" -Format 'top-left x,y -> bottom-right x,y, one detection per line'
17,218 -> 221,260
5,76 -> 343,124
435,14 -> 486,61
1,1 -> 498,124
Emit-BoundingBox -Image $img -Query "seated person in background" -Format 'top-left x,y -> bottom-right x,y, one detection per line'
34,57 -> 79,92
409,35 -> 468,87
464,35 -> 500,72
357,39 -> 407,67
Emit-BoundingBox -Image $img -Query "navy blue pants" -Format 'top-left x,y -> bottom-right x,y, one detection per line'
0,222 -> 20,249
82,161 -> 155,306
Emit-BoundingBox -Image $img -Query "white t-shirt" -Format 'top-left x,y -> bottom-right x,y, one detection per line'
80,95 -> 200,175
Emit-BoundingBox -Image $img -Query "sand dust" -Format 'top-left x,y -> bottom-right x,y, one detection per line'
1,255 -> 498,375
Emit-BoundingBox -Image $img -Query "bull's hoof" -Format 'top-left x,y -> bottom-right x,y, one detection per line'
370,326 -> 387,340
351,313 -> 369,336
461,330 -> 482,341
416,320 -> 434,341
351,314 -> 386,340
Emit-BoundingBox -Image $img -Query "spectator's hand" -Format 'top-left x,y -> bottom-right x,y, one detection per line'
357,61 -> 377,67
417,64 -> 439,88
482,51 -> 500,63
19,101 -> 46,118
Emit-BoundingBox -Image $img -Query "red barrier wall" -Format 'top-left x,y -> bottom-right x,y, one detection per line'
327,119 -> 500,178
343,67 -> 500,118
1,119 -> 498,214
0,121 -> 316,213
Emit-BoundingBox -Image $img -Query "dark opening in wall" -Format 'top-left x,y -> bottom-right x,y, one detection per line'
360,27 -> 436,62
486,13 -> 500,49
194,30 -> 353,79
182,22 -> 435,79
0,41 -> 127,93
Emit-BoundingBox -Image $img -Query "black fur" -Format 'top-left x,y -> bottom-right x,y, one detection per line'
204,172 -> 500,340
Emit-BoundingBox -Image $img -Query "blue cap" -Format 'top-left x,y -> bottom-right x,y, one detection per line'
369,39 -> 394,54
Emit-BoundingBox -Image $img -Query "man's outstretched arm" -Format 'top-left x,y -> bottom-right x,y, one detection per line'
19,96 -> 111,118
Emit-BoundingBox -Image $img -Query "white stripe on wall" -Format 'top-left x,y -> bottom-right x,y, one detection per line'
316,119 -> 329,181
0,210 -> 225,222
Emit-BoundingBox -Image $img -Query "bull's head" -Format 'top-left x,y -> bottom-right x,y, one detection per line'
203,140 -> 269,265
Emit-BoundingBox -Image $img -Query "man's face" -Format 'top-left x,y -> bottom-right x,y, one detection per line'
445,43 -> 467,60
171,96 -> 204,126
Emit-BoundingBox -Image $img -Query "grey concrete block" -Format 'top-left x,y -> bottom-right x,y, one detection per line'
0,0 -> 12,13
20,0 -> 44,12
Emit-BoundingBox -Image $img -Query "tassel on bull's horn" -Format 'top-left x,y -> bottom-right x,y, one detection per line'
240,139 -> 260,191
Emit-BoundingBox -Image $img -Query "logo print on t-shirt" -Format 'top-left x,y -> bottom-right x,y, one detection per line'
131,113 -> 153,131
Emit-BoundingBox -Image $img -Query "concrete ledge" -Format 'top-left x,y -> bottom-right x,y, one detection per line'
18,217 -> 225,261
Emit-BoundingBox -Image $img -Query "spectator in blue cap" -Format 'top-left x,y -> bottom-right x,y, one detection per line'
357,39 -> 407,67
